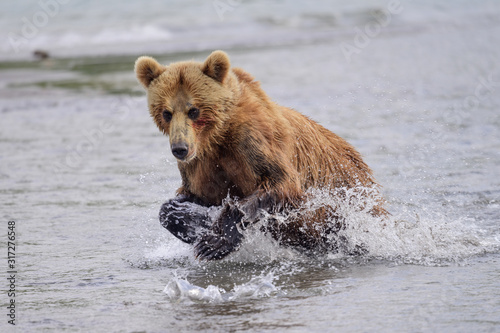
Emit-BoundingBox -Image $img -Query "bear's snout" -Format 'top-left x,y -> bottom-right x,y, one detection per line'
171,142 -> 189,160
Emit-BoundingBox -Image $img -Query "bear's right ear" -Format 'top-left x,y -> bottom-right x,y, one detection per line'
135,56 -> 166,88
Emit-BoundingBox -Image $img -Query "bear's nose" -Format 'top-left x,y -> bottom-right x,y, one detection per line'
171,143 -> 189,160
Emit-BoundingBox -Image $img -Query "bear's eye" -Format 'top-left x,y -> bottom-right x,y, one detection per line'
163,110 -> 172,122
187,107 -> 200,120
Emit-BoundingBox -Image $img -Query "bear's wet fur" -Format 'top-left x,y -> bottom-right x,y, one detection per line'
135,51 -> 386,260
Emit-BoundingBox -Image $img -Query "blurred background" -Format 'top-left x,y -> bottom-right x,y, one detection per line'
1,0 -> 455,60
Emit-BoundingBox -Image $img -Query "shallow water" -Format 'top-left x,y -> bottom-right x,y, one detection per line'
1,1 -> 500,332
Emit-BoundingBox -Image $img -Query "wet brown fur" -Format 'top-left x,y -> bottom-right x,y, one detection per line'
135,51 -> 386,247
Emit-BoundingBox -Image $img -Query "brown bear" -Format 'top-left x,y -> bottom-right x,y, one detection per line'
135,50 -> 386,260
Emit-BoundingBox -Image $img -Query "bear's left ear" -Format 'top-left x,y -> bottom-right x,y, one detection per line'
202,50 -> 230,83
135,56 -> 166,88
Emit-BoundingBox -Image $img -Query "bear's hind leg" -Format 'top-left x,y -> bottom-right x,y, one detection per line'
159,195 -> 212,244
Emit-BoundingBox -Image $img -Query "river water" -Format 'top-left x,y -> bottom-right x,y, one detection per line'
1,0 -> 500,332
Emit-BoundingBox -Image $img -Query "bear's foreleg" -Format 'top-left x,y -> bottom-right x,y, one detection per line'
194,203 -> 244,260
194,191 -> 279,260
159,195 -> 212,244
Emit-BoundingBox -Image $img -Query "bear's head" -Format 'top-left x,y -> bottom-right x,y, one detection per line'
135,51 -> 236,162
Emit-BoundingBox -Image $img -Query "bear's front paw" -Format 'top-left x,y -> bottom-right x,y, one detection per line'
194,232 -> 242,261
159,198 -> 211,244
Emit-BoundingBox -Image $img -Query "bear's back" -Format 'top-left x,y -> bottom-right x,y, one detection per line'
281,106 -> 375,191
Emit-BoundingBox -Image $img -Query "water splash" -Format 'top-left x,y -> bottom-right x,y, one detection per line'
305,186 -> 500,265
236,186 -> 500,266
139,185 -> 500,305
163,273 -> 279,303
164,279 -> 224,303
137,185 -> 499,274
353,212 -> 500,265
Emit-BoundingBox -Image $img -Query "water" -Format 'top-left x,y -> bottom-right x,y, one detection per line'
1,0 -> 500,332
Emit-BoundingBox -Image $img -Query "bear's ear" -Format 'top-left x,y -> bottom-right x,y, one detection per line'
202,50 -> 230,83
135,56 -> 166,88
